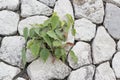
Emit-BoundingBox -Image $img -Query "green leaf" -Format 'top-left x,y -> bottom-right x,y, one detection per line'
22,47 -> 26,66
40,48 -> 50,62
55,29 -> 64,40
72,28 -> 76,36
55,48 -> 62,59
23,27 -> 28,40
29,40 -> 40,57
53,40 -> 62,47
47,30 -> 58,40
61,49 -> 66,62
66,14 -> 74,25
27,40 -> 34,49
29,28 -> 35,38
34,27 -> 40,36
70,50 -> 78,63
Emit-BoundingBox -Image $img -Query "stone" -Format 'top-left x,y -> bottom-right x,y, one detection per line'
0,0 -> 19,10
104,3 -> 120,39
68,65 -> 95,80
18,16 -> 48,35
0,62 -> 20,80
117,40 -> 120,51
54,0 -> 74,44
73,0 -> 104,24
103,0 -> 120,7
68,41 -> 92,69
0,10 -> 19,35
74,18 -> 96,41
21,0 -> 52,17
92,26 -> 116,64
0,37 -> 1,41
112,52 -> 120,78
27,55 -> 71,80
95,62 -> 116,80
16,77 -> 26,80
38,0 -> 56,7
26,49 -> 35,62
0,36 -> 25,67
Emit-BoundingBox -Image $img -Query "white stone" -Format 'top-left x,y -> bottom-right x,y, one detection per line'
21,0 -> 52,17
0,10 -> 19,35
18,16 -> 48,35
38,0 -> 56,7
103,0 -> 120,7
68,65 -> 95,80
104,3 -> 120,39
0,36 -> 25,67
73,0 -> 104,24
27,55 -> 71,80
92,26 -> 116,64
68,41 -> 92,69
74,18 -> 96,41
95,62 -> 116,80
117,40 -> 120,51
0,0 -> 19,10
112,52 -> 120,78
54,0 -> 74,44
16,77 -> 26,80
0,62 -> 20,80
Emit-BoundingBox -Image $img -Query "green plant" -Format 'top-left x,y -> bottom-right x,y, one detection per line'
22,12 -> 78,66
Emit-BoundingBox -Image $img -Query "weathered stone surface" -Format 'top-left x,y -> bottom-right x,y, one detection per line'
73,0 -> 104,24
68,65 -> 95,80
92,26 -> 116,64
38,0 -> 56,7
0,10 -> 19,35
117,40 -> 120,51
74,18 -> 96,41
103,0 -> 120,7
54,0 -> 74,44
112,52 -> 120,78
21,0 -> 52,17
26,49 -> 35,62
0,62 -> 20,80
104,3 -> 120,39
0,36 -> 25,67
16,77 -> 26,80
27,55 -> 71,80
18,16 -> 48,35
68,41 -> 92,69
0,0 -> 19,10
95,62 -> 116,80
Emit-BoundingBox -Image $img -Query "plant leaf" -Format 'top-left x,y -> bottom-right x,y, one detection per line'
27,40 -> 34,49
47,30 -> 58,40
29,28 -> 35,38
23,27 -> 28,40
72,28 -> 76,36
40,48 -> 50,62
70,50 -> 78,63
61,49 -> 66,62
22,47 -> 26,66
55,48 -> 62,59
55,29 -> 64,40
53,40 -> 62,47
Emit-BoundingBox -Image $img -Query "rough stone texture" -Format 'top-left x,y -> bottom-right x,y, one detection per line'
74,18 -> 96,41
0,36 -> 25,67
112,52 -> 120,78
21,0 -> 53,17
27,55 -> 71,80
103,0 -> 120,7
117,40 -> 120,51
0,62 -> 20,80
16,77 -> 26,80
92,26 -> 116,64
54,0 -> 74,44
73,0 -> 104,24
26,49 -> 35,62
95,62 -> 116,80
0,0 -> 19,10
38,0 -> 56,7
68,65 -> 95,80
104,3 -> 120,39
18,16 -> 48,35
68,41 -> 92,69
0,37 -> 1,42
0,10 -> 19,35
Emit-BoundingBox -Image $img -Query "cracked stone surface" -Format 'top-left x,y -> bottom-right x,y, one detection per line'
103,0 -> 120,7
0,10 -> 19,35
0,62 -> 20,80
38,0 -> 56,7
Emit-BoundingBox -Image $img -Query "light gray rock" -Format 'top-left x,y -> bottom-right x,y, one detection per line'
95,62 -> 116,80
21,0 -> 52,17
38,0 -> 56,7
103,0 -> 120,7
68,41 -> 92,69
0,62 -> 20,80
74,18 -> 96,41
0,36 -> 25,67
26,49 -> 35,62
68,65 -> 95,80
16,77 -> 26,80
112,52 -> 120,78
18,16 -> 48,35
73,0 -> 104,24
27,55 -> 71,80
54,0 -> 74,44
117,40 -> 120,51
0,10 -> 19,35
92,26 -> 116,64
0,0 -> 19,10
104,3 -> 120,39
